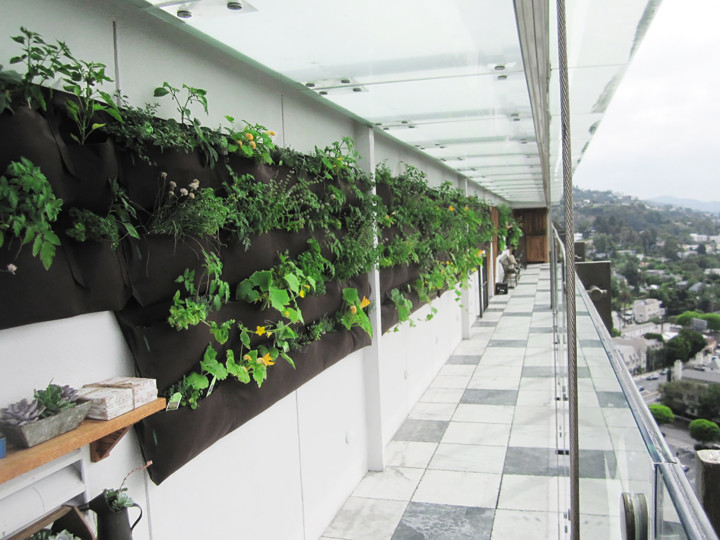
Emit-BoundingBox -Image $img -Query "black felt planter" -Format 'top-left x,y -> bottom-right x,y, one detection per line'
380,290 -> 424,334
0,241 -> 84,330
115,300 -> 211,393
0,108 -> 66,198
64,239 -> 131,313
135,325 -> 369,485
219,229 -> 313,288
122,235 -> 214,307
379,264 -> 421,298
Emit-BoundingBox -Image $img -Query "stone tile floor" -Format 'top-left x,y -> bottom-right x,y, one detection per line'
322,264 -> 643,540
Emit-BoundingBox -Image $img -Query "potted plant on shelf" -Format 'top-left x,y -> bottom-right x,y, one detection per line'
86,461 -> 151,540
0,382 -> 91,448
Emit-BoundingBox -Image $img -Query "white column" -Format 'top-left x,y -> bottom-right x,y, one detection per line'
354,123 -> 385,471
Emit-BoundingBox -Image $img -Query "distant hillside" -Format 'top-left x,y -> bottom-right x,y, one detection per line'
645,196 -> 720,215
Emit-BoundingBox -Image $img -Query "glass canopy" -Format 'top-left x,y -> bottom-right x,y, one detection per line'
136,0 -> 661,208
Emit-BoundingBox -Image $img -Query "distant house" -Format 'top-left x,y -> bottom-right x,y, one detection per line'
704,268 -> 720,277
689,283 -> 704,293
633,299 -> 665,323
668,369 -> 720,417
613,337 -> 648,374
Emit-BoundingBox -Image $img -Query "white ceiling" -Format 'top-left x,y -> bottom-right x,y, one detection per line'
136,0 -> 661,208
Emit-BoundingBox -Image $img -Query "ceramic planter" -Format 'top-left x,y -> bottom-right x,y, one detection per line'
0,401 -> 91,448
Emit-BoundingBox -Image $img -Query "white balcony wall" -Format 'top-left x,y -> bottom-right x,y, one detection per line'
0,0 -> 481,538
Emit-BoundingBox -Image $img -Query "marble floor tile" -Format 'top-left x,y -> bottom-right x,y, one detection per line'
324,496 -> 408,540
447,355 -> 483,365
412,470 -> 501,508
579,514 -> 622,540
497,474 -> 562,512
509,425 -> 560,448
392,502 -> 494,540
429,443 -> 507,474
512,406 -> 557,427
470,365 -> 523,378
429,374 -> 472,389
490,509 -> 560,540
515,390 -> 558,407
409,402 -> 457,421
461,389 -> 518,406
488,339 -> 529,348
596,391 -> 629,408
385,441 -> 439,469
442,421 -> 512,446
394,419 -> 450,443
439,364 -> 476,377
452,404 -> 515,424
503,446 -> 565,477
466,376 -> 520,390
579,478 -> 623,517
419,388 -> 465,404
353,466 -> 425,501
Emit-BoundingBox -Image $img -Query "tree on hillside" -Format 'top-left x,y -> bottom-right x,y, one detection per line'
649,404 -> 674,425
678,328 -> 707,358
676,311 -> 704,327
699,384 -> 720,423
702,313 -> 720,331
665,336 -> 690,363
621,258 -> 642,288
689,419 -> 720,444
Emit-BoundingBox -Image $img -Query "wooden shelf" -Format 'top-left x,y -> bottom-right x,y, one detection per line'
0,398 -> 165,485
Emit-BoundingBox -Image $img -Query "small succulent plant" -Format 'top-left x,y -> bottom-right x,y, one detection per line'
1,398 -> 45,426
34,383 -> 79,417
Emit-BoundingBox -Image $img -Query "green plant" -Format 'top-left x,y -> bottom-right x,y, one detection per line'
340,287 -> 372,335
34,383 -> 79,417
103,460 -> 152,511
28,530 -> 81,540
689,418 -> 720,443
0,398 -> 45,426
168,250 -> 230,331
649,403 -> 674,425
6,27 -> 68,111
154,82 -> 208,126
0,158 -> 63,270
225,117 -> 276,164
147,173 -> 228,242
66,178 -> 140,248
58,49 -> 122,144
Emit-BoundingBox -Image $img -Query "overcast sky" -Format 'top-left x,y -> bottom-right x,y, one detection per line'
573,0 -> 720,202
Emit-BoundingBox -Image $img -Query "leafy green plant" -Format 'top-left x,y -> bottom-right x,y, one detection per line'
66,178 -> 139,248
34,382 -> 79,417
689,418 -> 720,444
340,287 -> 372,336
102,460 -> 152,511
6,26 -> 68,111
58,49 -> 122,144
147,173 -> 228,242
225,117 -> 276,164
168,250 -> 230,331
0,158 -> 62,270
649,403 -> 674,425
154,82 -> 208,126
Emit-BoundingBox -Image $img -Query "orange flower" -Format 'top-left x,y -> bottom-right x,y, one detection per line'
250,141 -> 257,150
360,296 -> 371,309
266,130 -> 276,136
448,205 -> 455,211
245,132 -> 254,141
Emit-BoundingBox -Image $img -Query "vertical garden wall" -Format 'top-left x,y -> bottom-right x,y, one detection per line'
0,1 -> 516,537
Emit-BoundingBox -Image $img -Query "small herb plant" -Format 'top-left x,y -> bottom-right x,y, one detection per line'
225,117 -> 276,164
66,178 -> 140,248
0,158 -> 63,270
102,460 -> 152,511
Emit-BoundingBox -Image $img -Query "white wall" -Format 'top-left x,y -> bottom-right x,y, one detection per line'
0,1 -> 480,538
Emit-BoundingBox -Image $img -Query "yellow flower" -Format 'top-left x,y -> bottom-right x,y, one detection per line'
236,139 -> 243,146
261,353 -> 275,366
299,290 -> 306,298
256,326 -> 266,336
284,310 -> 290,317
304,284 -> 311,290
245,132 -> 254,141
464,205 -> 469,211
250,141 -> 257,150
243,354 -> 252,362
350,305 -> 357,315
266,130 -> 276,136
267,331 -> 273,337
360,296 -> 371,309
448,205 -> 455,211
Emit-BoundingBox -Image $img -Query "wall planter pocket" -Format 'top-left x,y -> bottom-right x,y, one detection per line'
0,240 -> 85,330
115,301 -> 211,392
1,401 -> 91,448
122,235 -> 214,307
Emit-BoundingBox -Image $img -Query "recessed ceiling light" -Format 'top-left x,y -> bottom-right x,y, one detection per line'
495,65 -> 506,71
319,91 -> 328,96
177,8 -> 192,18
513,117 -> 520,122
401,120 -> 408,124
352,87 -> 362,92
227,1 -> 243,10
408,125 -> 415,129
340,78 -> 351,84
497,75 -> 508,81
305,82 -> 315,88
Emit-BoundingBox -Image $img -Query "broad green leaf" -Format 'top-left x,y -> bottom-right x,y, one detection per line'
249,270 -> 272,289
32,234 -> 42,256
201,346 -> 228,380
186,372 -> 209,390
268,287 -> 290,312
91,123 -> 106,131
153,87 -> 170,97
283,273 -> 300,293
281,351 -> 295,369
342,287 -> 359,304
252,364 -> 267,387
39,241 -> 55,270
236,279 -> 260,302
